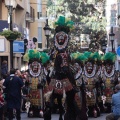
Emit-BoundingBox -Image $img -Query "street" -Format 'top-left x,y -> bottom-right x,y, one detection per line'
20,113 -> 108,120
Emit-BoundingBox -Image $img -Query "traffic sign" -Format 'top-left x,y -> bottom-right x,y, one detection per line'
116,46 -> 120,56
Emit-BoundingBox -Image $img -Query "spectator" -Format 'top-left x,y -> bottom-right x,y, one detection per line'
15,69 -> 26,112
0,79 -> 5,120
3,68 -> 24,120
1,60 -> 8,79
0,78 -> 5,89
21,81 -> 30,112
15,69 -> 22,79
106,84 -> 120,120
118,77 -> 120,84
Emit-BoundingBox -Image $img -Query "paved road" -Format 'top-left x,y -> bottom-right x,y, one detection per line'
20,113 -> 108,120
89,113 -> 107,120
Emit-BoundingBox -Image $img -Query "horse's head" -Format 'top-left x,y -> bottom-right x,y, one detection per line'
54,31 -> 69,51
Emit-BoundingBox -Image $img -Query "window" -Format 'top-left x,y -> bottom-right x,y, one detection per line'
37,0 -> 42,19
37,0 -> 42,12
38,27 -> 42,43
38,43 -> 42,48
118,1 -> 120,15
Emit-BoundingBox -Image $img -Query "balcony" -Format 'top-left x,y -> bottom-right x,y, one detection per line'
26,6 -> 35,23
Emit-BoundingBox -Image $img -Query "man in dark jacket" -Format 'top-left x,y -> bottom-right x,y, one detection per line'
3,68 -> 24,120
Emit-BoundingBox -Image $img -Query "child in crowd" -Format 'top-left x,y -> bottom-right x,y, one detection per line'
0,78 -> 5,120
21,70 -> 30,112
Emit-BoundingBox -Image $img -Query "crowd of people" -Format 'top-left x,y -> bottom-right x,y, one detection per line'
1,59 -> 120,120
0,61 -> 30,120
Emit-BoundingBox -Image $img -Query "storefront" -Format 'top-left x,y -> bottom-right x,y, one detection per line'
0,35 -> 25,77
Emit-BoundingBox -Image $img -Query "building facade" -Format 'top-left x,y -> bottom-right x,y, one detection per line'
106,0 -> 120,70
0,0 -> 47,73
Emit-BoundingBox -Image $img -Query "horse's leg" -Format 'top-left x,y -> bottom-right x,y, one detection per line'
44,93 -> 55,120
65,90 -> 76,120
44,100 -> 52,120
57,95 -> 63,120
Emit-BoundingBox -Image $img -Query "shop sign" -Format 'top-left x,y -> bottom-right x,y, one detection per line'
13,41 -> 24,53
0,38 -> 5,52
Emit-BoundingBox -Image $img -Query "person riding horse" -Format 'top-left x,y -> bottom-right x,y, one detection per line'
44,16 -> 80,120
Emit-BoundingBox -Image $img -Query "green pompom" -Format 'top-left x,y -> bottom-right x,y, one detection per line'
70,52 -> 88,64
84,51 -> 92,58
40,52 -> 50,64
103,52 -> 116,63
28,49 -> 41,59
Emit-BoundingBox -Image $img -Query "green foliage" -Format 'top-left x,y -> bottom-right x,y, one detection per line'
47,0 -> 107,51
0,30 -> 22,40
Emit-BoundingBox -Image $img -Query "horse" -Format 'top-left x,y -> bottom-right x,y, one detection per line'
44,50 -> 80,120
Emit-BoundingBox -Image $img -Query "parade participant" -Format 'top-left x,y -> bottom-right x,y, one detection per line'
44,16 -> 79,120
83,51 -> 101,118
3,68 -> 24,120
70,52 -> 88,120
23,49 -> 50,117
101,52 -> 116,113
106,84 -> 120,120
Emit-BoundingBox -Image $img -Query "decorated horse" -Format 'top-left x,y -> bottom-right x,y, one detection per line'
23,49 -> 50,117
101,52 -> 116,113
44,16 -> 81,120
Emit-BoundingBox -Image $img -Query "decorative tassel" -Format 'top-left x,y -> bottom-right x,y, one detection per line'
25,101 -> 31,113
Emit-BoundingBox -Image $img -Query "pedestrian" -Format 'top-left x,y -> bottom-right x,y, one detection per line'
3,68 -> 24,120
15,69 -> 26,112
106,84 -> 120,120
1,60 -> 8,79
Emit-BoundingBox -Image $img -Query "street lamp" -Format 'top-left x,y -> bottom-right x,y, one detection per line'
118,15 -> 120,27
4,0 -> 17,68
101,38 -> 107,53
43,19 -> 51,49
109,27 -> 115,52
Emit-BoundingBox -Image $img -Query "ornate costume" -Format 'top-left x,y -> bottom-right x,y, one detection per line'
101,52 -> 116,113
23,49 -> 50,117
82,52 -> 101,117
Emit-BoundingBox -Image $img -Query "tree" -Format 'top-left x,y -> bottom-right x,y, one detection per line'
47,0 -> 107,52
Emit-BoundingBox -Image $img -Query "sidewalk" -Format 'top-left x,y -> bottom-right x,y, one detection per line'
88,113 -> 108,120
21,113 -> 108,120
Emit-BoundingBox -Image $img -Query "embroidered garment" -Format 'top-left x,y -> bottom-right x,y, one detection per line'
49,78 -> 73,94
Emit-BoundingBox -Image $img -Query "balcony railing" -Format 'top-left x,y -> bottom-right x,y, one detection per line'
26,6 -> 35,23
